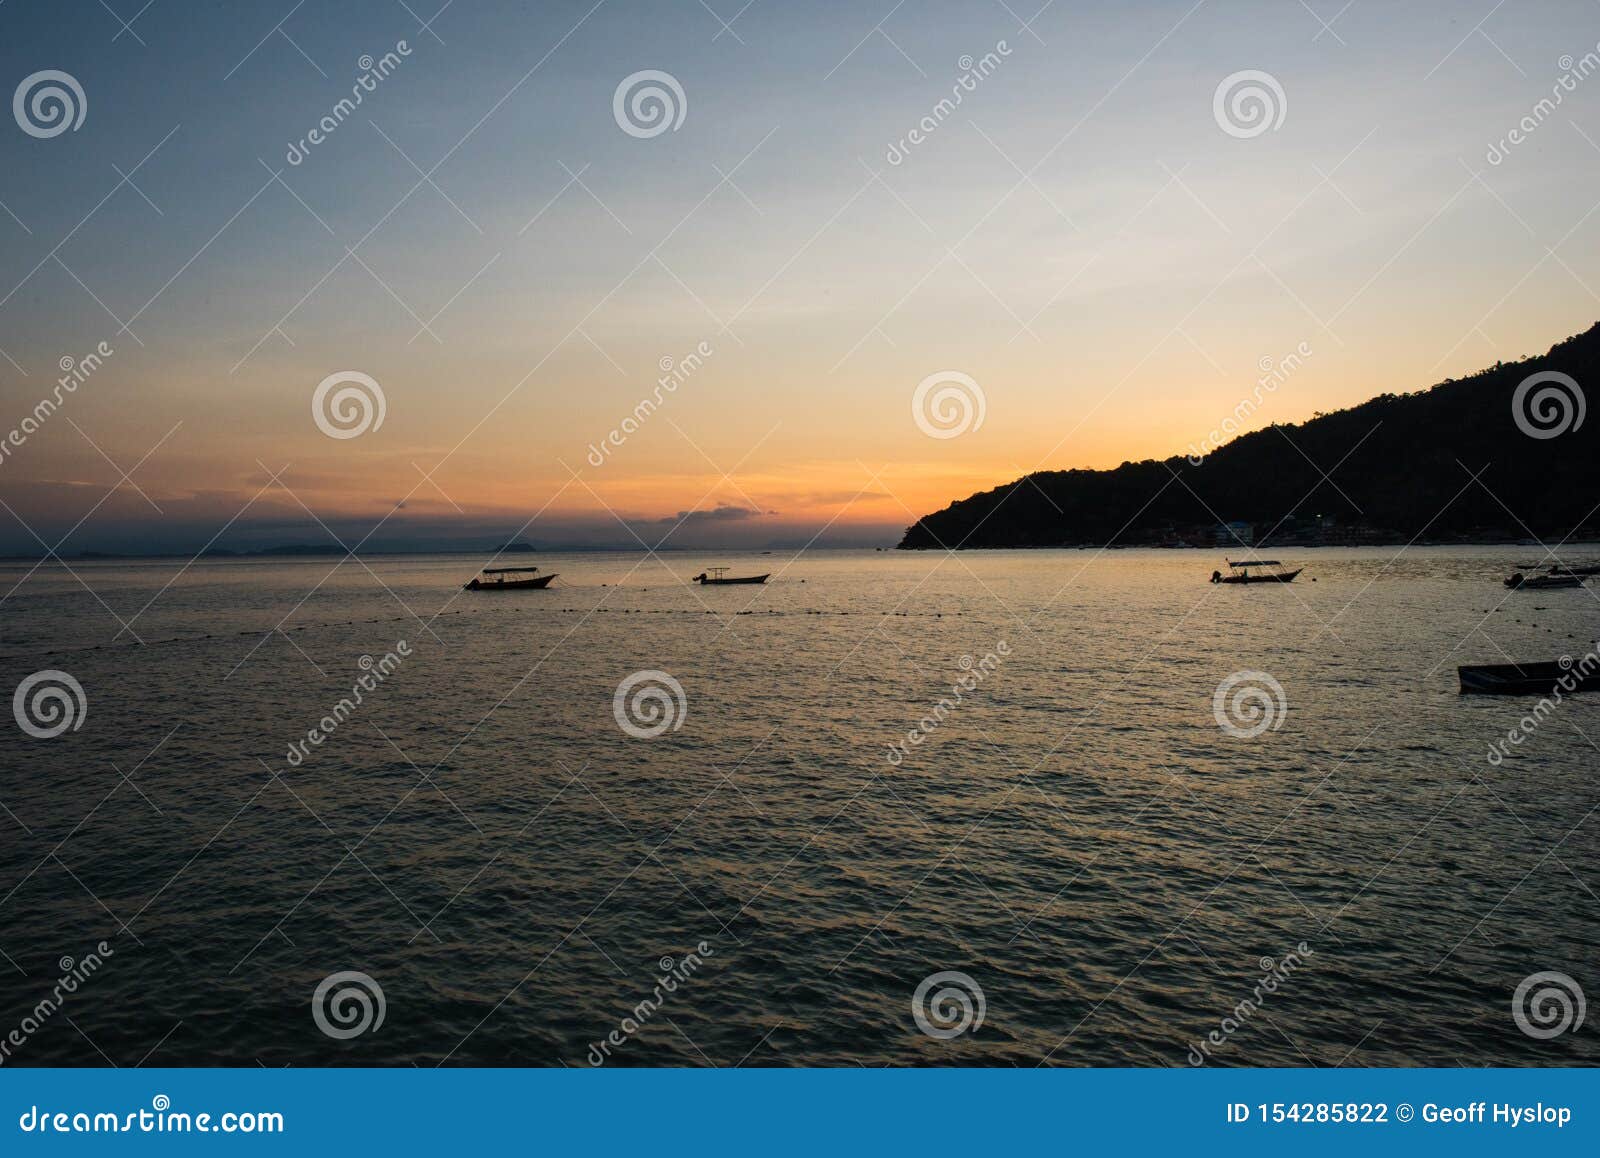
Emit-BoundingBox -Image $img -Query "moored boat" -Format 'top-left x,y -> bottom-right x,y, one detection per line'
693,567 -> 769,585
1459,659 -> 1600,695
1503,572 -> 1583,590
1210,559 -> 1302,584
464,565 -> 555,590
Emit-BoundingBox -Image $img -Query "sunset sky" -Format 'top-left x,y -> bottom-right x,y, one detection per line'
2,0 -> 1599,553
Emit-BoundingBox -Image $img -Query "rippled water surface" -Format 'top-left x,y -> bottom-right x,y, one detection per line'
2,547 -> 1597,1067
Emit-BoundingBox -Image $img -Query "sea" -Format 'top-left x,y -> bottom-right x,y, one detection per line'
1,546 -> 1596,1067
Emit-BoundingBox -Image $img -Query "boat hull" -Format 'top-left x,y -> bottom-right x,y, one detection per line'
696,574 -> 769,585
1459,661 -> 1600,695
1214,569 -> 1301,584
465,574 -> 555,590
1504,576 -> 1582,589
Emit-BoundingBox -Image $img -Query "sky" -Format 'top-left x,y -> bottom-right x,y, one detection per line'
2,0 -> 1600,554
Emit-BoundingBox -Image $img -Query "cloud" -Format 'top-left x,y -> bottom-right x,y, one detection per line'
654,504 -> 765,526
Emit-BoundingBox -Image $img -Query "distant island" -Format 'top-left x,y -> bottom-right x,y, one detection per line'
899,322 -> 1600,550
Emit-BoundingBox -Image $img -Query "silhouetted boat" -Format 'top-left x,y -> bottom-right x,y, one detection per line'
1548,563 -> 1600,576
1459,661 -> 1600,695
693,568 -> 768,585
1210,560 -> 1301,584
1503,572 -> 1582,590
464,566 -> 555,590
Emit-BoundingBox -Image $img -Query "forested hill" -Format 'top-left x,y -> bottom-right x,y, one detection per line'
897,323 -> 1600,549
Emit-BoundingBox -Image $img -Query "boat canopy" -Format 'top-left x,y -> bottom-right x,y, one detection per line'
1227,559 -> 1281,567
482,566 -> 541,574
